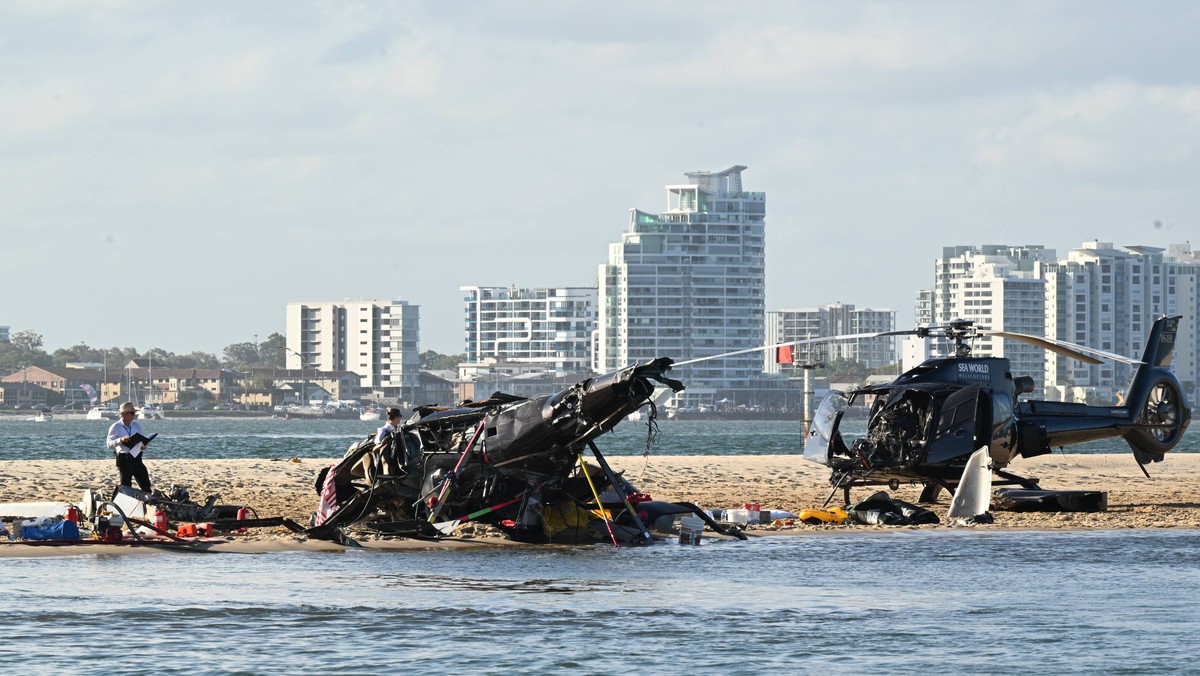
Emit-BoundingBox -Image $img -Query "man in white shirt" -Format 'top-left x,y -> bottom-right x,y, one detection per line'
106,402 -> 152,491
375,407 -> 404,443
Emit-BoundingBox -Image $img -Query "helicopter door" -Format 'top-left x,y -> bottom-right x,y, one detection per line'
924,384 -> 981,465
804,392 -> 847,466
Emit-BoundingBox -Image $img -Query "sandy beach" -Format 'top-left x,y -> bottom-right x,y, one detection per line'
2,453 -> 1199,555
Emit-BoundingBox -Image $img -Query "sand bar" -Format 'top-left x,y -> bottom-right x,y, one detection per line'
2,453 -> 1198,556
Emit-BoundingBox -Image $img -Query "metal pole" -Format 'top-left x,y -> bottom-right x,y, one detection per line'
803,366 -> 813,439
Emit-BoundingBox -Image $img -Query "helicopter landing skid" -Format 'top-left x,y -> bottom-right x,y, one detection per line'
821,469 -> 1042,508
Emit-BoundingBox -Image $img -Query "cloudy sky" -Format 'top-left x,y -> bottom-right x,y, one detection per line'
3,1 -> 1198,356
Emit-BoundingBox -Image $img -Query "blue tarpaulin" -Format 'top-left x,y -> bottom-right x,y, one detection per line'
21,520 -> 81,541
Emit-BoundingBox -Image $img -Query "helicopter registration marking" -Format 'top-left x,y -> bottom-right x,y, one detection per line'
957,362 -> 991,382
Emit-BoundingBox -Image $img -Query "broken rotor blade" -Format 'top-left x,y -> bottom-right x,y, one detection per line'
980,330 -> 1141,365
674,331 -> 899,366
431,494 -> 527,536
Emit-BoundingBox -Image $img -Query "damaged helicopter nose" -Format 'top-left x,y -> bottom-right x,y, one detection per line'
577,357 -> 685,426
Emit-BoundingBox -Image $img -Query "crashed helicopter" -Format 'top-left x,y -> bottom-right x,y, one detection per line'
307,357 -> 746,545
795,314 -> 1192,505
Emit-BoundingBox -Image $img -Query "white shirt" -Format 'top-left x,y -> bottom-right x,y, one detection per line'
107,419 -> 146,458
376,421 -> 398,443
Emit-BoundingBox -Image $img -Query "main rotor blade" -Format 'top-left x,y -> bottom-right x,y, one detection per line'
980,330 -> 1142,365
674,331 -> 897,366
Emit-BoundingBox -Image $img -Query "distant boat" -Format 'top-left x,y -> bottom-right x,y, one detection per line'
87,406 -> 118,421
139,406 -> 164,420
360,409 -> 384,421
27,412 -> 51,422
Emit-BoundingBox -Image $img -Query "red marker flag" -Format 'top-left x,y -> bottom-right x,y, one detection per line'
776,344 -> 794,364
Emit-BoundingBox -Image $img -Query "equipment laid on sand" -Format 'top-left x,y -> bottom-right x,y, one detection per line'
993,488 -> 1108,513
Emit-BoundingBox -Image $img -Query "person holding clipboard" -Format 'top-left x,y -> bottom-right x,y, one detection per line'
106,401 -> 156,492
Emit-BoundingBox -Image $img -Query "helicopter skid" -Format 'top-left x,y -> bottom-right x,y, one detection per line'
823,466 -> 1041,508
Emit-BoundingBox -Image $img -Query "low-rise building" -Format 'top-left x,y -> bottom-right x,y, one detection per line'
238,368 -> 363,407
1,365 -> 105,406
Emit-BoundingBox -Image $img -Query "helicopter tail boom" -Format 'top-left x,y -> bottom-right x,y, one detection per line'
1017,316 -> 1190,464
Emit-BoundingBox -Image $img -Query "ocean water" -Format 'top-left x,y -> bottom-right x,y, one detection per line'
1,529 -> 1198,674
0,416 -> 1195,461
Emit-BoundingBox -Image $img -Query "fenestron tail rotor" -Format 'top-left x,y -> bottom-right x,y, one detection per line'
1143,379 -> 1185,445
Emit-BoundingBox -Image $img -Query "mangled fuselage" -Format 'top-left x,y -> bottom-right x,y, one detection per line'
307,358 -> 742,544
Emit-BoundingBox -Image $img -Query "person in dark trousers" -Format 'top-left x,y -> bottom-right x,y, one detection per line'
106,401 -> 152,492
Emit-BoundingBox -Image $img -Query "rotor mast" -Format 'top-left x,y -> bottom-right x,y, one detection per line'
793,337 -> 826,438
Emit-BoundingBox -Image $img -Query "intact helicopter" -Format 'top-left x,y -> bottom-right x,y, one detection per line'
681,314 -> 1191,506
306,357 -> 747,546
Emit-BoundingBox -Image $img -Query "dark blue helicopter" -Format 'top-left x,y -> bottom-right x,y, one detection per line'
801,315 -> 1191,504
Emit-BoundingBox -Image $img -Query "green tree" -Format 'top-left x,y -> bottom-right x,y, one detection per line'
259,333 -> 286,368
52,343 -> 106,367
176,351 -> 220,369
816,357 -> 869,379
11,330 -> 43,353
0,331 -> 51,372
420,350 -> 466,370
222,342 -> 260,368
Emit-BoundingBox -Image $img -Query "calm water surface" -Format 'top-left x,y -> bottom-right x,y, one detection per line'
2,416 -> 1195,460
2,416 -> 1197,673
1,529 -> 1198,674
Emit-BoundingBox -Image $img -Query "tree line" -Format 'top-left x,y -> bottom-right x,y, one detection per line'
0,329 -> 469,375
0,331 -> 289,373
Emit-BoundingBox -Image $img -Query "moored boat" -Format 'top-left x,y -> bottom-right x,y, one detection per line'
86,406 -> 118,421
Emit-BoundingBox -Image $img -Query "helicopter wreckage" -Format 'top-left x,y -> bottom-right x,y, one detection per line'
307,357 -> 746,545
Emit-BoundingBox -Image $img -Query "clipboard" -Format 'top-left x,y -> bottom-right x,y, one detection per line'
123,432 -> 158,449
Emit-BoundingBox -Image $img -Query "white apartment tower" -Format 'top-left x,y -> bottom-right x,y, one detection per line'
285,300 -> 420,398
461,286 -> 597,374
1168,243 -> 1200,406
765,304 -> 896,375
598,165 -> 765,389
931,245 -> 1052,393
1044,241 -> 1200,403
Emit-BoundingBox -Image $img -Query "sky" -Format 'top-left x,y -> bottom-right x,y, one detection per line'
2,1 -> 1198,356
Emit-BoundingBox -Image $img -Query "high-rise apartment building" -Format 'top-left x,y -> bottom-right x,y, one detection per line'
1044,241 -> 1200,403
285,300 -> 420,399
1168,244 -> 1200,406
930,245 -> 1053,392
598,165 -> 765,390
461,286 -> 597,374
765,304 -> 896,374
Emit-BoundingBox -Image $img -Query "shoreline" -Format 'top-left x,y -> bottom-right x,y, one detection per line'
2,453 -> 1199,557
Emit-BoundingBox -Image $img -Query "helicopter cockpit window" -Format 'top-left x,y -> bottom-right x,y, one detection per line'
991,393 -> 1014,443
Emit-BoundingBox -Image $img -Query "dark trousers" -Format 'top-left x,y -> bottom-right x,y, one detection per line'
116,452 -> 152,492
